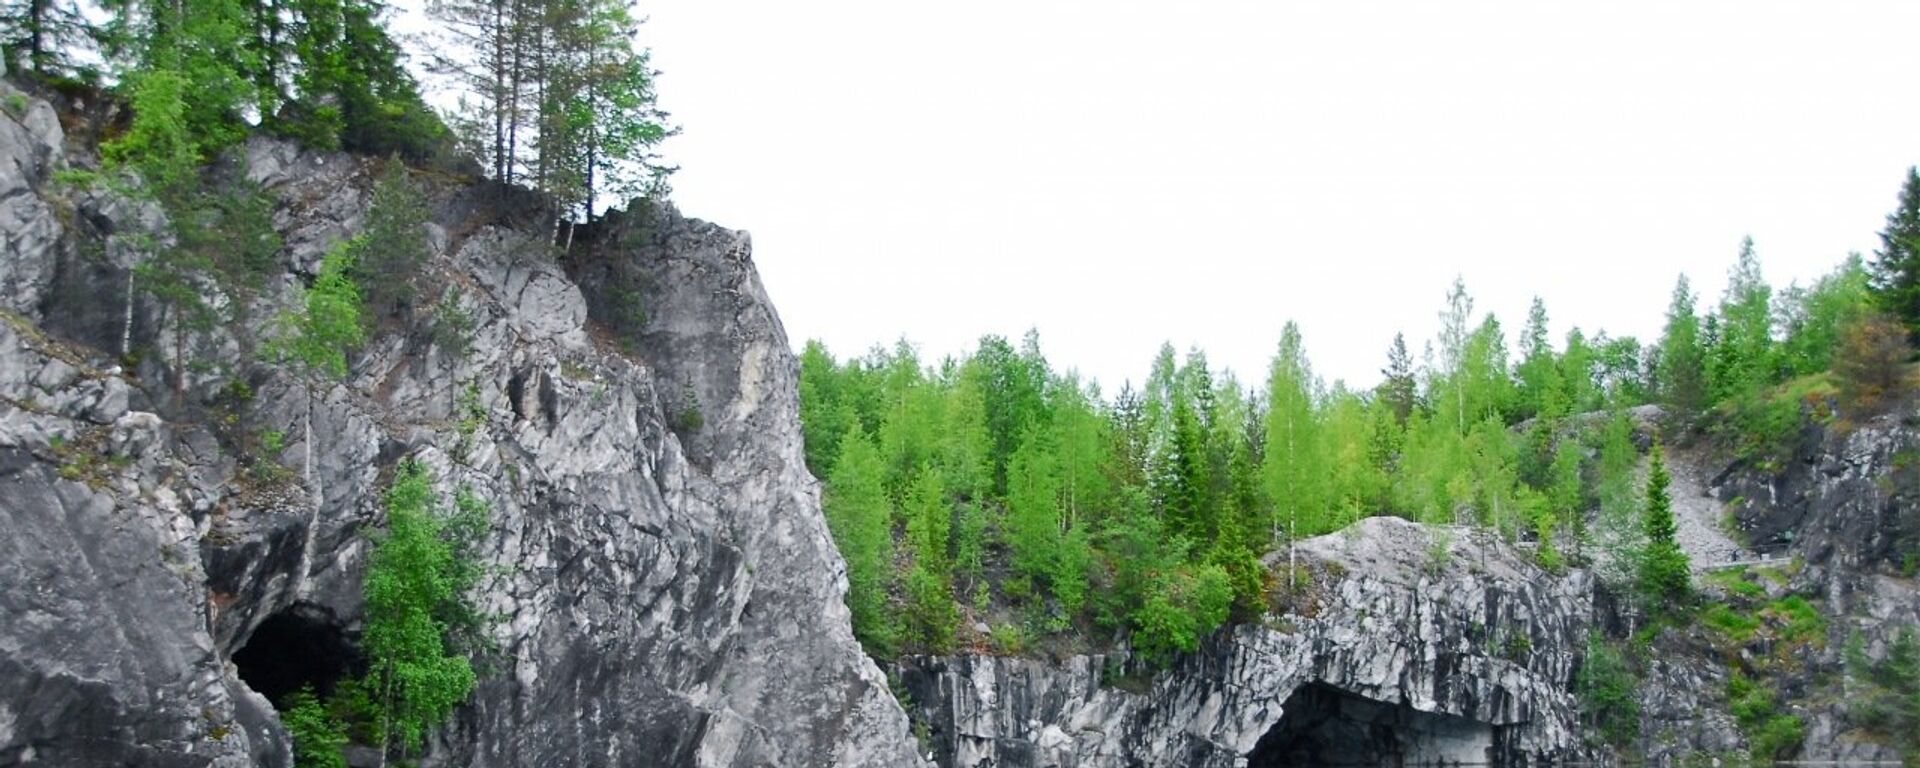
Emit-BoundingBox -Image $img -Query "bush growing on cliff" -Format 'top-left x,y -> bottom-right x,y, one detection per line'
357,459 -> 487,756
1575,633 -> 1641,748
282,686 -> 348,768
1846,628 -> 1920,758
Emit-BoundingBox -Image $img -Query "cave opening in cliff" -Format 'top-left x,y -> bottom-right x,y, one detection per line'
1246,682 -> 1496,767
232,604 -> 363,707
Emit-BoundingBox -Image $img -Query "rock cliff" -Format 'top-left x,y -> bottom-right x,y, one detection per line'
0,77 -> 925,767
896,518 -> 1593,767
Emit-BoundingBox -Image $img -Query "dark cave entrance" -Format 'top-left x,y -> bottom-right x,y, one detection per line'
1246,683 -> 1496,767
232,604 -> 363,707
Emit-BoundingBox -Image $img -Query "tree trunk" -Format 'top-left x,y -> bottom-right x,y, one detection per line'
121,272 -> 133,357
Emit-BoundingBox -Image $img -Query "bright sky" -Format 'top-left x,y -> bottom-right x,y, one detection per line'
635,0 -> 1920,392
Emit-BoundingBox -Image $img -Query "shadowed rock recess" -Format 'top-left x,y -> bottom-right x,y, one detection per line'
0,77 -> 924,767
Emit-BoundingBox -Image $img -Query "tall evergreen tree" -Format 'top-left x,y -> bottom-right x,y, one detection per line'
1516,297 -> 1566,421
1377,332 -> 1418,425
1636,443 -> 1691,610
1871,167 -> 1920,345
0,0 -> 92,75
1657,275 -> 1707,418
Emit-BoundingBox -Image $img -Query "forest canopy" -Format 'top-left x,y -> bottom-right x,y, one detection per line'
801,223 -> 1917,661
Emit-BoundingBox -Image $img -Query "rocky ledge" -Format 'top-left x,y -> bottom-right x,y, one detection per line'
896,517 -> 1593,767
0,76 -> 924,767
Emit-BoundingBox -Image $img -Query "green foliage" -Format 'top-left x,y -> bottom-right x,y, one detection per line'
1636,444 -> 1692,612
266,240 -> 366,382
1871,167 -> 1920,344
822,424 -> 896,655
1728,673 -> 1803,761
358,460 -> 484,754
1847,628 -> 1920,757
105,64 -> 199,194
1702,603 -> 1761,643
902,471 -> 956,651
1834,311 -> 1916,417
281,686 -> 348,768
1576,632 -> 1641,748
346,160 -> 433,323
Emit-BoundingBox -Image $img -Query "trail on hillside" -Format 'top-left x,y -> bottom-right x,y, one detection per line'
1664,446 -> 1748,568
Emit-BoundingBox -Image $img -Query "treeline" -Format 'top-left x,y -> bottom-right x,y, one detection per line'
1,0 -> 670,220
801,173 -> 1920,661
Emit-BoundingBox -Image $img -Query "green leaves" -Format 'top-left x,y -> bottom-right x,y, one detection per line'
267,240 -> 365,382
824,424 -> 896,655
359,459 -> 484,754
282,687 -> 348,768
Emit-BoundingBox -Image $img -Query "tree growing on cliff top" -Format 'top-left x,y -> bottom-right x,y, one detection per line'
1872,167 -> 1920,345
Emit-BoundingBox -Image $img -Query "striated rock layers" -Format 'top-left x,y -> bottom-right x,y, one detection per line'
897,517 -> 1593,768
0,78 -> 925,767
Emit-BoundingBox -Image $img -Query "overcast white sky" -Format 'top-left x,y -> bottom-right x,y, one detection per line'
632,0 -> 1920,392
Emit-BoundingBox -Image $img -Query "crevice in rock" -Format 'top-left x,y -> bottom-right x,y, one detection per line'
232,603 -> 363,707
1246,682 -> 1497,767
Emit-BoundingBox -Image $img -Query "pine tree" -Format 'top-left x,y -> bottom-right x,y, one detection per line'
1833,310 -> 1915,416
347,160 -> 432,323
0,0 -> 92,75
1377,332 -> 1418,425
1516,297 -> 1566,421
1871,167 -> 1920,344
1657,275 -> 1707,418
1636,443 -> 1691,611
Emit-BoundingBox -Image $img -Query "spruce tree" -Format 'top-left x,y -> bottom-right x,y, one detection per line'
0,0 -> 93,75
1636,443 -> 1691,611
1872,167 -> 1920,344
1657,275 -> 1707,418
1377,332 -> 1418,425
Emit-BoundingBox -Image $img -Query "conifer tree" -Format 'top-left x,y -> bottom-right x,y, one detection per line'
1871,167 -> 1920,344
1377,332 -> 1418,425
1657,275 -> 1707,418
902,470 -> 956,650
1635,443 -> 1691,610
0,0 -> 92,75
347,160 -> 433,323
1516,297 -> 1565,421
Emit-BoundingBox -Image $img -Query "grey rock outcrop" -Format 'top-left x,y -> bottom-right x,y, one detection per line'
896,518 -> 1593,767
0,82 -> 926,767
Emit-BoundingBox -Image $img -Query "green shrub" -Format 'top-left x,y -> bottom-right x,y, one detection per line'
1576,633 -> 1641,748
1728,673 -> 1803,760
357,460 -> 486,755
1702,604 -> 1761,643
281,686 -> 347,768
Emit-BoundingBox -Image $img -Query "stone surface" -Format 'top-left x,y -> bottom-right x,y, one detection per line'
0,83 -> 925,767
897,518 -> 1593,767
